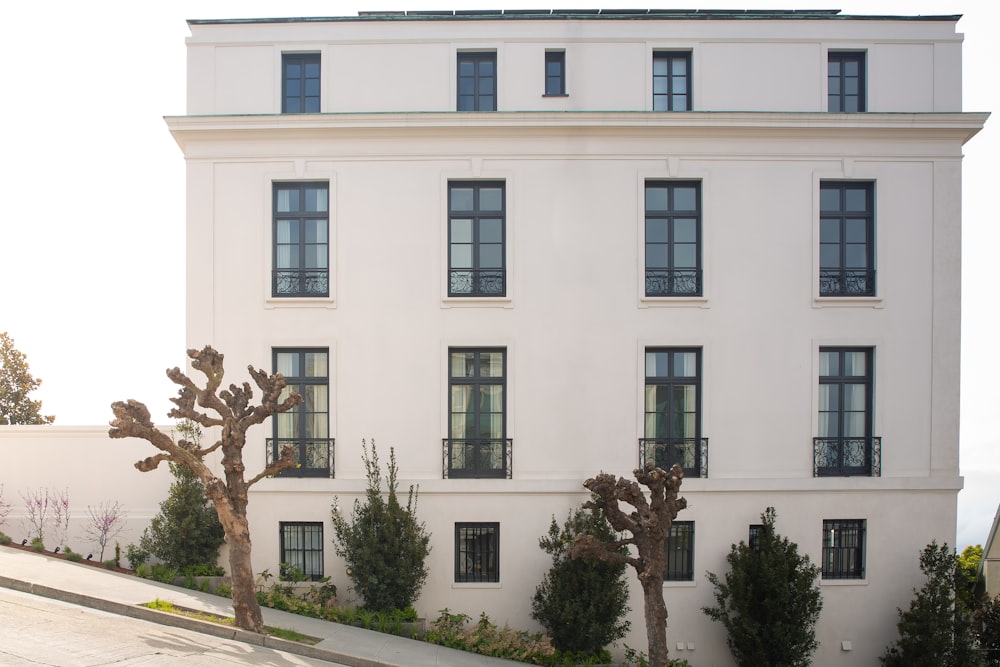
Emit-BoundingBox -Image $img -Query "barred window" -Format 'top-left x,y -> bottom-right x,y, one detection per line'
822,519 -> 866,579
279,522 -> 324,581
455,522 -> 499,583
664,521 -> 694,581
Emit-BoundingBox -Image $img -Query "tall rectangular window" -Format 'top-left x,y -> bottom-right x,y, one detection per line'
457,52 -> 496,111
272,349 -> 331,477
273,182 -> 329,297
544,51 -> 565,96
653,52 -> 691,111
820,182 -> 874,296
748,525 -> 763,552
447,348 -> 507,478
664,521 -> 695,581
645,181 -> 701,296
282,53 -> 320,114
448,182 -> 505,297
279,522 -> 324,581
642,348 -> 703,476
822,519 -> 866,579
456,522 -> 499,582
816,348 -> 875,477
828,52 -> 865,112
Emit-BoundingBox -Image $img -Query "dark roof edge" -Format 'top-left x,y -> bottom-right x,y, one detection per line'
187,10 -> 963,26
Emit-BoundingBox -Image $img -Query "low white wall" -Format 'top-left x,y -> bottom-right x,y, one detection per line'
0,425 -> 172,556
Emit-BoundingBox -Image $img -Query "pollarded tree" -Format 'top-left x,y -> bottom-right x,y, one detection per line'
109,346 -> 301,633
568,463 -> 688,667
702,507 -> 823,667
330,440 -> 430,612
0,332 -> 54,425
531,505 -> 630,659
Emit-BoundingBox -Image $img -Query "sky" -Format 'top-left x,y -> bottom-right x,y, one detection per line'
0,1 -> 995,548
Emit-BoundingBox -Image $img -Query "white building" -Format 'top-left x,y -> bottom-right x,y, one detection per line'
166,9 -> 986,665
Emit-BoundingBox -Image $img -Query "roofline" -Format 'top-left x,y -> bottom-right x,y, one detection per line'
187,9 -> 963,26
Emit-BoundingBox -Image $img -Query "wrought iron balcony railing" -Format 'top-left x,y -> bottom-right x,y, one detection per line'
448,269 -> 505,297
639,438 -> 708,478
443,438 -> 512,479
645,269 -> 702,297
272,269 -> 329,297
813,436 -> 881,477
266,438 -> 335,478
819,269 -> 875,297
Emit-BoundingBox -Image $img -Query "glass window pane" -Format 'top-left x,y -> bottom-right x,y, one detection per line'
451,352 -> 475,378
304,352 -> 327,377
481,352 -> 504,377
671,78 -> 688,95
843,351 -> 866,376
674,187 -> 697,211
305,188 -> 327,213
844,384 -> 866,411
451,244 -> 473,268
480,218 -> 502,242
646,351 -> 668,378
671,57 -> 688,75
819,351 -> 838,376
478,60 -> 494,76
845,244 -> 867,268
819,385 -> 838,411
674,218 -> 696,242
845,218 -> 867,243
820,244 -> 840,268
843,412 -> 865,437
674,352 -> 697,377
819,412 -> 839,438
646,218 -> 668,242
844,60 -> 859,77
653,58 -> 669,76
276,412 -> 297,438
451,188 -> 474,211
276,246 -> 296,269
646,245 -> 668,268
673,244 -> 696,268
276,353 -> 298,377
479,244 -> 503,268
451,218 -> 472,243
276,189 -> 298,213
845,188 -> 867,211
305,245 -> 327,269
304,219 -> 327,244
646,187 -> 668,211
459,61 -> 474,76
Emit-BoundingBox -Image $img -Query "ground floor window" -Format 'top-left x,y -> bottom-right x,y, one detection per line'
279,521 -> 324,581
664,521 -> 694,581
822,519 -> 866,579
455,522 -> 499,583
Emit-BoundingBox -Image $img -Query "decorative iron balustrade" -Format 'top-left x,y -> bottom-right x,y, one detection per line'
273,269 -> 329,297
448,269 -> 505,297
267,438 -> 335,478
442,438 -> 512,479
639,438 -> 708,478
819,269 -> 875,297
645,269 -> 701,297
813,436 -> 881,477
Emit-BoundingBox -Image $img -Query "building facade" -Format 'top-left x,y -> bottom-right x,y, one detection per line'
167,10 -> 986,665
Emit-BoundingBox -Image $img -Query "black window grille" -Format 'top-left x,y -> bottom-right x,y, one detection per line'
447,348 -> 507,478
279,522 -> 324,581
643,348 -> 703,476
664,521 -> 695,581
272,349 -> 330,477
455,522 -> 499,582
817,347 -> 875,476
822,519 -> 866,579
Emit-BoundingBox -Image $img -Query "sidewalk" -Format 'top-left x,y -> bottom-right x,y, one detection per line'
0,547 -> 523,667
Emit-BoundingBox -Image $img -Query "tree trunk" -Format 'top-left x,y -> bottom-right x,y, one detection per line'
214,498 -> 264,633
641,574 -> 669,667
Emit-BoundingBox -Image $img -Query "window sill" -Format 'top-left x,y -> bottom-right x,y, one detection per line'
265,296 -> 336,309
542,93 -> 569,98
640,296 -> 709,309
452,581 -> 501,589
442,296 -> 513,309
813,296 -> 882,309
662,580 -> 697,588
821,578 -> 868,586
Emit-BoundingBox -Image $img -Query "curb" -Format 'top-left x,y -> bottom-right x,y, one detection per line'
0,574 -> 378,667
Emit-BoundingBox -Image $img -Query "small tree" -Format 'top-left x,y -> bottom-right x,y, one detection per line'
330,440 -> 430,612
976,596 -> 1000,666
0,484 -> 12,530
109,345 -> 301,633
881,541 -> 984,667
139,421 -> 225,570
0,332 -> 54,424
531,505 -> 630,658
703,507 -> 823,667
20,487 -> 52,543
50,488 -> 70,549
568,463 -> 687,667
85,501 -> 127,562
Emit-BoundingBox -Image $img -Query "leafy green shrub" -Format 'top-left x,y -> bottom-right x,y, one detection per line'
424,609 -> 554,664
0,531 -> 11,545
215,583 -> 232,598
136,562 -> 149,579
103,558 -> 117,568
703,507 -> 823,667
330,440 -> 430,612
30,537 -> 44,552
139,423 -> 224,571
532,506 -> 630,657
182,563 -> 226,577
148,563 -> 179,584
64,546 -> 83,562
125,543 -> 149,569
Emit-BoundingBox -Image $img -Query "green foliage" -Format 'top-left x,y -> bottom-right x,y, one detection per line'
0,332 -> 54,425
976,596 -> 1000,666
703,507 -> 823,667
139,422 -> 225,570
958,544 -> 984,609
531,505 -> 630,657
0,531 -> 11,545
63,546 -> 83,562
30,537 -> 44,552
215,582 -> 232,598
881,541 -> 984,667
424,609 -> 555,664
141,563 -> 179,583
125,543 -> 149,569
181,563 -> 226,577
330,440 -> 431,612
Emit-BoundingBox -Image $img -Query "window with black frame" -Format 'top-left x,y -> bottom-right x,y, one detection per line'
448,182 -> 505,297
455,522 -> 499,583
828,51 -> 865,112
822,519 -> 866,579
653,51 -> 691,111
820,181 -> 874,296
664,521 -> 694,581
544,51 -> 565,96
448,348 -> 507,478
645,181 -> 701,296
643,348 -> 703,476
282,53 -> 320,114
272,349 -> 331,477
817,347 -> 874,476
273,182 -> 329,297
279,522 -> 324,581
457,52 -> 496,111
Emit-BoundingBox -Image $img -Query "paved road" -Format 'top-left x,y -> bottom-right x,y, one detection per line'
0,587 -> 347,666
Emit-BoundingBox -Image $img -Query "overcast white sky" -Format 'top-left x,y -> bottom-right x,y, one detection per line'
1,1 -> 995,548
